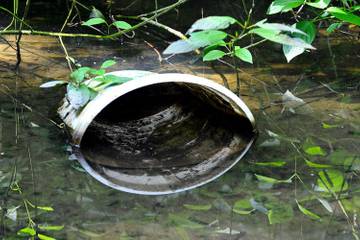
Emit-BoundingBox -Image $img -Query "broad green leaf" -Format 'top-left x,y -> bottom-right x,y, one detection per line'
304,146 -> 326,156
37,206 -> 54,212
168,214 -> 203,229
89,7 -> 105,19
112,21 -> 132,30
38,234 -> 56,240
70,67 -> 91,83
189,30 -> 228,48
88,68 -> 106,76
283,43 -> 305,62
67,84 -> 91,110
327,7 -> 360,26
100,59 -> 116,69
40,80 -> 67,88
254,161 -> 287,167
38,225 -> 64,231
203,50 -> 225,61
256,22 -> 306,35
306,0 -> 331,9
249,28 -> 315,49
187,16 -> 236,33
267,0 -> 304,14
17,227 -> 36,236
233,199 -> 254,215
255,174 -> 292,184
326,22 -> 342,33
282,21 -> 316,62
296,21 -> 316,43
234,46 -> 253,64
82,17 -> 107,26
305,159 -> 332,168
296,200 -> 321,220
183,204 -> 212,211
203,40 -> 227,55
163,40 -> 197,54
316,169 -> 348,193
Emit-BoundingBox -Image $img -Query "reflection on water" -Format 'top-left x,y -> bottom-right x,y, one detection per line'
0,31 -> 359,239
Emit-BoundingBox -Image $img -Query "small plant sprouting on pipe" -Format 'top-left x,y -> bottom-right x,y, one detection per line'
40,60 -> 132,110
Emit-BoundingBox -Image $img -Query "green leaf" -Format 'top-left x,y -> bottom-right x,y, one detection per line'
17,227 -> 36,236
255,174 -> 292,184
203,40 -> 227,55
100,59 -> 116,69
327,7 -> 360,26
38,225 -> 64,231
82,18 -> 107,26
267,0 -> 305,14
296,21 -> 316,43
305,159 -> 332,168
306,0 -> 331,9
254,161 -> 287,167
234,46 -> 253,64
37,206 -> 54,212
326,23 -> 342,33
112,21 -> 132,30
168,214 -> 203,229
38,233 -> 56,240
89,7 -> 105,19
266,203 -> 294,224
296,200 -> 321,220
67,84 -> 91,110
322,122 -> 339,129
183,204 -> 212,211
233,199 -> 254,215
304,146 -> 326,156
88,68 -> 106,76
316,169 -> 348,193
203,50 -> 225,61
189,30 -> 228,48
70,67 -> 91,83
256,22 -> 307,35
163,40 -> 197,54
40,80 -> 67,88
249,28 -> 315,49
282,21 -> 316,62
187,16 -> 236,33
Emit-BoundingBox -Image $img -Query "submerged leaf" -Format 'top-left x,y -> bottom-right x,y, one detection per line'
255,174 -> 292,184
168,214 -> 203,229
183,204 -> 212,211
187,16 -> 236,34
38,233 -> 56,240
305,159 -> 332,168
38,225 -> 64,231
255,161 -> 287,167
89,7 -> 105,19
233,199 -> 254,215
304,146 -> 326,156
317,198 -> 333,213
296,200 -> 321,220
267,203 -> 294,224
316,169 -> 348,193
37,206 -> 54,212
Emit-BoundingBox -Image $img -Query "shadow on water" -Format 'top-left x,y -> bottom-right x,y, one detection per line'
0,10 -> 360,240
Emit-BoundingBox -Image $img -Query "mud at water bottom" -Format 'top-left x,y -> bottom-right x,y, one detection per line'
78,83 -> 255,192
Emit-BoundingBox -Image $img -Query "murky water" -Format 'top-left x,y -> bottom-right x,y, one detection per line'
0,23 -> 360,240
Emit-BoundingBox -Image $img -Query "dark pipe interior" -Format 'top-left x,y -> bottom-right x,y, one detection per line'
80,83 -> 254,170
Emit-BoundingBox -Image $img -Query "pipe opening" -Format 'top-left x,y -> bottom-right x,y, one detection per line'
77,81 -> 255,194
